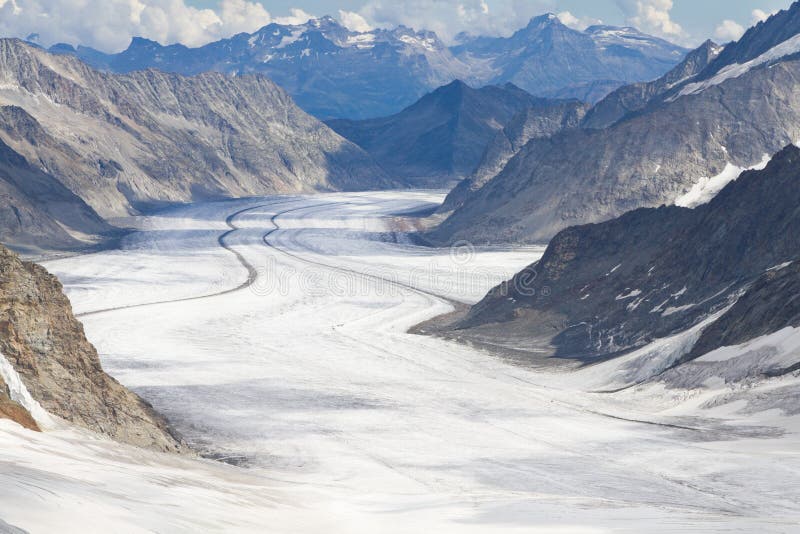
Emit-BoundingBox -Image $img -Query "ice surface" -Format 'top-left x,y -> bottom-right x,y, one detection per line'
0,190 -> 793,532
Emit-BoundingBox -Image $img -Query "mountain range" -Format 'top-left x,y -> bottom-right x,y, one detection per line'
0,38 -> 391,252
48,15 -> 687,120
428,2 -> 800,246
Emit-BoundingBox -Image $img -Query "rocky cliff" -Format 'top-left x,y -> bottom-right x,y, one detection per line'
0,244 -> 182,451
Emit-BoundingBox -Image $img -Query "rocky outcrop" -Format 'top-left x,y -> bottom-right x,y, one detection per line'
0,244 -> 182,451
439,98 -> 588,212
446,145 -> 800,362
0,376 -> 39,431
687,262 -> 800,361
327,81 -> 551,186
0,38 -> 391,230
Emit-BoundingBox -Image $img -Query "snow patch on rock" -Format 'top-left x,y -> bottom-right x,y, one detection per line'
0,351 -> 52,427
675,153 -> 771,208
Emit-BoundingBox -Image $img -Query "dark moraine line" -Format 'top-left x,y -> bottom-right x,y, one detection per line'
76,198 -> 296,318
260,201 -> 465,307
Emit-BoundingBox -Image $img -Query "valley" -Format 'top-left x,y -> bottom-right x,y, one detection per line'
0,192 -> 795,532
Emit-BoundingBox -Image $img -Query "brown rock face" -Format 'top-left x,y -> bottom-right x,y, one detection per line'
0,244 -> 182,451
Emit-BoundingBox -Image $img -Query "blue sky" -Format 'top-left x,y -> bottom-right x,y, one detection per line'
0,0 -> 793,52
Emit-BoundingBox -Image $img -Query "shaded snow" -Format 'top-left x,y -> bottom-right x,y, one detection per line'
675,153 -> 770,208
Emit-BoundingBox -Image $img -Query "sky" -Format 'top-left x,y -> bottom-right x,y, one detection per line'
0,0 -> 793,52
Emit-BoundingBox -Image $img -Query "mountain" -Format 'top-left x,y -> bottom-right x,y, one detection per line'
440,98 -> 589,212
0,244 -> 183,451
51,15 -> 686,119
441,144 -> 800,364
0,39 -> 390,250
428,4 -> 800,245
451,16 -> 687,102
326,81 -> 564,186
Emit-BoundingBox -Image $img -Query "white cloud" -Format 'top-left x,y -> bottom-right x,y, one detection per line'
358,0 -> 556,43
714,19 -> 745,42
557,11 -> 603,31
0,0 -> 282,52
751,8 -> 777,24
273,8 -> 314,26
339,10 -> 372,33
615,0 -> 684,39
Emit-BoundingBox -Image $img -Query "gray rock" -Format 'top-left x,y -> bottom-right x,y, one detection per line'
0,131 -> 113,254
440,98 -> 588,212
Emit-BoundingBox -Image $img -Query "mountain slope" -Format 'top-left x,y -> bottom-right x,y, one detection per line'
0,129 -> 114,254
429,5 -> 800,245
440,98 -> 588,212
445,145 -> 800,363
0,38 -> 390,228
327,81 -> 552,186
0,244 -> 183,451
53,15 -> 686,119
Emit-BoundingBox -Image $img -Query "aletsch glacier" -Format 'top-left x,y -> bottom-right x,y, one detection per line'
0,191 -> 792,532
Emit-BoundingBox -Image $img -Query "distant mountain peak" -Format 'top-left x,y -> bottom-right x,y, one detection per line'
526,13 -> 567,30
126,36 -> 165,51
